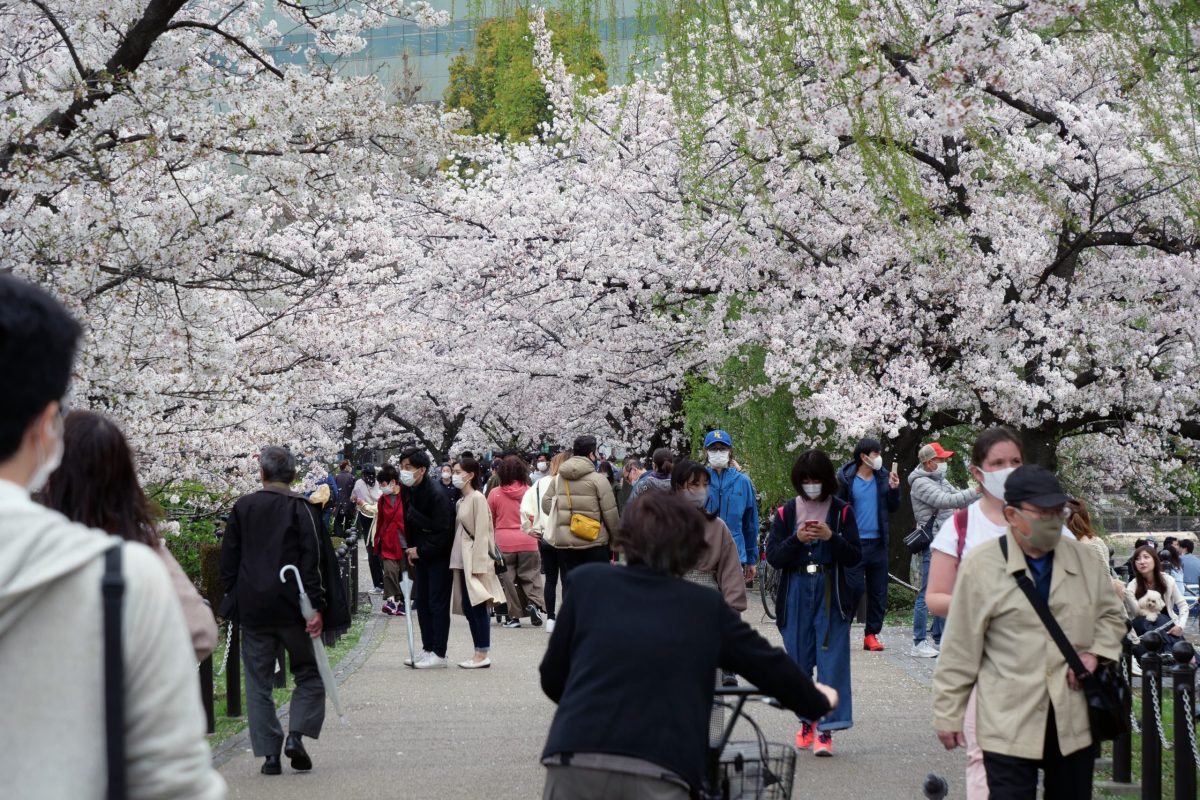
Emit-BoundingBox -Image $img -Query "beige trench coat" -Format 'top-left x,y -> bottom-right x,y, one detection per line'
932,530 -> 1125,760
451,491 -> 505,614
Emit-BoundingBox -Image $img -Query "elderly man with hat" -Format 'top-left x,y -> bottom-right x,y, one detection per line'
932,465 -> 1124,799
703,430 -> 760,583
908,442 -> 980,658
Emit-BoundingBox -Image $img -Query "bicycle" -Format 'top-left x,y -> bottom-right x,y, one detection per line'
703,685 -> 796,800
756,529 -> 779,619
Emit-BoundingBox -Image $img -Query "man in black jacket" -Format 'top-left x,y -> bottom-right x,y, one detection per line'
220,446 -> 345,775
398,448 -> 456,669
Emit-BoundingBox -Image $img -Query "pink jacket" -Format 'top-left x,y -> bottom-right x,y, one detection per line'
488,483 -> 537,553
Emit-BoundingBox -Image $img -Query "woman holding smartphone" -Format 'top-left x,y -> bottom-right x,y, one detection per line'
765,449 -> 861,757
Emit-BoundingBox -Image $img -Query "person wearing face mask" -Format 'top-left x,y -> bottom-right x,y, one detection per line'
765,449 -> 861,756
836,438 -> 901,652
0,275 -> 226,799
451,457 -> 506,668
531,454 -> 550,484
373,464 -> 408,617
702,430 -> 761,585
436,461 -> 461,502
669,460 -> 746,611
626,448 -> 675,510
352,464 -> 385,594
907,442 -> 979,658
933,465 -> 1124,799
397,448 -> 455,669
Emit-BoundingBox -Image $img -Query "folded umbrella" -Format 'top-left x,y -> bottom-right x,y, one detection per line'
399,562 -> 418,667
280,564 -> 346,722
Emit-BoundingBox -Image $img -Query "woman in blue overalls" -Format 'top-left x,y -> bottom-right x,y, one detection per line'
766,449 -> 861,757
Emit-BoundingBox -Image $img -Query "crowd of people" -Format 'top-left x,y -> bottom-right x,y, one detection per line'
1,271 -> 1196,800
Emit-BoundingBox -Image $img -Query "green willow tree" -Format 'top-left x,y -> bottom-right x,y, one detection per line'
445,7 -> 608,141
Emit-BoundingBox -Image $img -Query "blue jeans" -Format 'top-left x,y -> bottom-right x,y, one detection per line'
459,570 -> 491,652
912,548 -> 944,646
779,571 -> 853,731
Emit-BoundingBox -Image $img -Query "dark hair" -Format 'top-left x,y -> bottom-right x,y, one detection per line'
460,450 -> 475,460
497,455 -> 528,485
0,275 -> 82,461
652,447 -> 674,472
573,435 -> 598,457
1131,545 -> 1167,598
41,410 -> 158,546
670,459 -> 710,492
360,464 -> 376,485
790,449 -> 839,501
1181,539 -> 1195,555
616,493 -> 708,576
260,446 -> 296,483
377,464 -> 399,484
852,438 -> 882,467
339,459 -> 351,471
970,426 -> 1024,467
597,460 -> 616,481
457,456 -> 483,490
399,448 -> 431,471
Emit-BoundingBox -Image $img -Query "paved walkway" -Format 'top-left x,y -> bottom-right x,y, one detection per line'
216,551 -> 965,798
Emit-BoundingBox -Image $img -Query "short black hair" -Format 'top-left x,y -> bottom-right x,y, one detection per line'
460,450 -> 475,460
1180,539 -> 1194,554
1164,536 -> 1178,548
790,450 -> 839,500
852,438 -> 882,464
0,275 -> 82,461
399,448 -> 431,471
670,459 -> 710,491
652,447 -> 674,471
573,435 -> 598,457
616,492 -> 708,576
260,446 -> 297,483
377,464 -> 399,484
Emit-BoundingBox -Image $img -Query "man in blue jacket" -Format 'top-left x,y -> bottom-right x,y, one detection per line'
837,438 -> 900,652
704,430 -> 760,582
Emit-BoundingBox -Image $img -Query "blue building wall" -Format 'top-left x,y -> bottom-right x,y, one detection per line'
262,1 -> 655,103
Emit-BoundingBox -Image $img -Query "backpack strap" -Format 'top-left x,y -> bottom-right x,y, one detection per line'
102,544 -> 126,800
954,507 -> 969,561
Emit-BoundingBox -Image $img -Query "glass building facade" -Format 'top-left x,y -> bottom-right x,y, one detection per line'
262,1 -> 655,102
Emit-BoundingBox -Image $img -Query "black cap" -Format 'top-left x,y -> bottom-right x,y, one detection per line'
1004,465 -> 1070,508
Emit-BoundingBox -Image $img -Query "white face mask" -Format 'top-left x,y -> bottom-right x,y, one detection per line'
451,474 -> 466,489
441,469 -> 451,481
978,465 -> 1016,500
867,455 -> 883,471
801,483 -> 823,500
399,469 -> 416,487
708,450 -> 730,469
27,413 -> 63,493
684,487 -> 709,508
536,462 -> 548,472
936,463 -> 948,476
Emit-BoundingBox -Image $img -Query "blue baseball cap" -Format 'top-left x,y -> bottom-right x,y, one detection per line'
704,430 -> 732,448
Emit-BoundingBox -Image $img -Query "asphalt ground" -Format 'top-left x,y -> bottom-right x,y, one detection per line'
216,549 -> 965,799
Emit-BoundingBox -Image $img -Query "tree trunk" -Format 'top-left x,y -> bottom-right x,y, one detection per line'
1022,426 -> 1059,470
887,425 -> 924,581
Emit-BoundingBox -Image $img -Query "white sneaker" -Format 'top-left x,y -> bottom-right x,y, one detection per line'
1132,660 -> 1143,678
911,641 -> 940,658
404,650 -> 432,667
414,653 -> 448,669
545,619 -> 556,633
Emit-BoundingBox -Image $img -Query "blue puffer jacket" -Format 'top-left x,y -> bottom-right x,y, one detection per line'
706,467 -> 760,564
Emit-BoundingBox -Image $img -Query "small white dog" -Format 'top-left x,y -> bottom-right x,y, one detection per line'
1137,590 -> 1165,622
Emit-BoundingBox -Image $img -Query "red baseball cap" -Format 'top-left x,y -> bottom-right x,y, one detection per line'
918,442 -> 955,461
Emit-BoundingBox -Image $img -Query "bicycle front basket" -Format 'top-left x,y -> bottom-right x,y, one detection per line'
718,740 -> 796,800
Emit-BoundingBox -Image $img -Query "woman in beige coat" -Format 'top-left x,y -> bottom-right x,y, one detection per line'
450,456 -> 505,668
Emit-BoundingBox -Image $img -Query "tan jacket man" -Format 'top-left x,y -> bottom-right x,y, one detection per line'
932,465 -> 1125,788
542,454 -> 621,550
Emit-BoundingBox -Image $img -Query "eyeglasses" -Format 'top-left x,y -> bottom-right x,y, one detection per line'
1012,506 -> 1070,523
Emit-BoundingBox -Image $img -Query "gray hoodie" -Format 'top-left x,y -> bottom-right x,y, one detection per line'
0,480 -> 226,799
907,465 -> 978,529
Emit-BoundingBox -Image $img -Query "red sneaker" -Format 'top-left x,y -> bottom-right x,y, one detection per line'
795,722 -> 813,749
813,731 -> 833,756
863,634 -> 885,652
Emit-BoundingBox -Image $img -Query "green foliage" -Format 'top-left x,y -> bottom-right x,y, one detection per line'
445,8 -> 608,141
681,346 -> 829,512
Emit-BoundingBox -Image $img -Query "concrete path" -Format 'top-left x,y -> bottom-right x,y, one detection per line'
217,552 -> 965,799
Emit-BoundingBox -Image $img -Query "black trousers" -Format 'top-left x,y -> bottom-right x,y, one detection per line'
414,555 -> 452,657
983,707 -> 1096,799
859,539 -> 889,635
557,545 -> 612,591
539,539 -> 560,620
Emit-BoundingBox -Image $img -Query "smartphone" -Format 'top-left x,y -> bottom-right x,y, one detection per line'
891,461 -> 899,474
804,519 -> 820,528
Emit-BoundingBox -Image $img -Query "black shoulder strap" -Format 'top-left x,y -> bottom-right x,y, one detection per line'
998,537 -> 1088,679
101,544 -> 126,800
